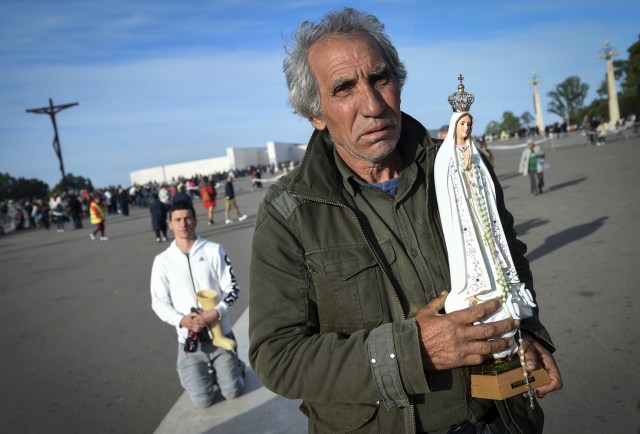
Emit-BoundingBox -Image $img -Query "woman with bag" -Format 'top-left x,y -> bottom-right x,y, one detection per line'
519,141 -> 548,195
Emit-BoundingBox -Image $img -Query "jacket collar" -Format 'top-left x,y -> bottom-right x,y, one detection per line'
287,112 -> 432,203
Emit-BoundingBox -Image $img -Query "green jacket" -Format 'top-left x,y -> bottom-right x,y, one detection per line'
249,113 -> 554,433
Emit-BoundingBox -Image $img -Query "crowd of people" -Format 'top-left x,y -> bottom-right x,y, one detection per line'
0,163 -> 291,238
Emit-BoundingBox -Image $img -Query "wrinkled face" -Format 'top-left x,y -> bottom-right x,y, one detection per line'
455,114 -> 473,143
168,209 -> 197,240
308,34 -> 402,164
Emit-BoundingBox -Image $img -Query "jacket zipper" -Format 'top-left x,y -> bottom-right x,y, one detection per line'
185,252 -> 198,295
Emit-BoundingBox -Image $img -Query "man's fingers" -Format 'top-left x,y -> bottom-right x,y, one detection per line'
461,316 -> 518,342
465,337 -> 515,358
424,291 -> 448,314
462,298 -> 501,323
531,340 -> 563,397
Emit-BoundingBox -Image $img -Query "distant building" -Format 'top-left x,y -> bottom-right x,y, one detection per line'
129,141 -> 306,185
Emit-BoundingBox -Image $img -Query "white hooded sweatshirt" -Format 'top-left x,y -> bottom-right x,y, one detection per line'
150,236 -> 239,343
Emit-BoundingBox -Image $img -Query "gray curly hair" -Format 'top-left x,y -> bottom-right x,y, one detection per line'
283,8 -> 407,120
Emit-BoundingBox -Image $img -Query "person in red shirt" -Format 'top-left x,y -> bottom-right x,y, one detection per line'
199,178 -> 217,225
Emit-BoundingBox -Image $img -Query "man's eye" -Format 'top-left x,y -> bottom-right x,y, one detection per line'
334,84 -> 352,96
371,74 -> 390,86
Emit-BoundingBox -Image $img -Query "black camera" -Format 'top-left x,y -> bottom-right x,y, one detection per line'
183,331 -> 199,353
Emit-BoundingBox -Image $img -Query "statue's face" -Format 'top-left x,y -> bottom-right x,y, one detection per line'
455,114 -> 473,143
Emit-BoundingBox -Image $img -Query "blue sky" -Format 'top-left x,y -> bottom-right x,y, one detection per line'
1,0 -> 638,188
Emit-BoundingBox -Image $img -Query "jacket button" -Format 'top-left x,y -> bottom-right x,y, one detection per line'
371,358 -> 377,364
389,353 -> 396,359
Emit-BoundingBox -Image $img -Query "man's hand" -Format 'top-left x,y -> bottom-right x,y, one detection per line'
179,311 -> 208,333
415,292 -> 519,370
179,308 -> 220,333
520,333 -> 563,398
200,308 -> 220,325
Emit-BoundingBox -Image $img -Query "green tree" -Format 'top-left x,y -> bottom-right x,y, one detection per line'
596,74 -> 608,98
484,120 -> 501,136
52,173 -> 93,194
500,111 -> 520,134
0,172 -> 15,201
0,172 -> 49,201
13,178 -> 49,199
613,59 -> 628,81
619,35 -> 640,116
521,111 -> 534,128
577,98 -> 608,124
547,76 -> 589,124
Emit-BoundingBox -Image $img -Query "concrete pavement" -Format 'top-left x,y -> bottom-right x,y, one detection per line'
153,307 -> 306,434
1,133 -> 639,433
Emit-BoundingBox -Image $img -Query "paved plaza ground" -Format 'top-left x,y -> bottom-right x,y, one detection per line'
1,136 -> 639,433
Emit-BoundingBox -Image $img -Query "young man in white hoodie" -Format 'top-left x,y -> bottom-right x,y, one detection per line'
150,200 -> 244,407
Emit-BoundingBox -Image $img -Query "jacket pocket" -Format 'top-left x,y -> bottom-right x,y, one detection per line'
301,401 -> 379,433
306,244 -> 383,333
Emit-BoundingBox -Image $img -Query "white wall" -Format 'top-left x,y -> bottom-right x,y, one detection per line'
266,141 -> 307,166
129,142 -> 306,186
130,167 -> 166,185
130,156 -> 229,185
228,147 -> 269,170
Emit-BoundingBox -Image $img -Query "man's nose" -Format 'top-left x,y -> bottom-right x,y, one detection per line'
358,85 -> 386,117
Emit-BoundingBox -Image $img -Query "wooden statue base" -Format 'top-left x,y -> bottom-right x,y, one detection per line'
471,356 -> 550,400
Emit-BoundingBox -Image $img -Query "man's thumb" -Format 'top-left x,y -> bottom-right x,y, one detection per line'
427,291 -> 448,313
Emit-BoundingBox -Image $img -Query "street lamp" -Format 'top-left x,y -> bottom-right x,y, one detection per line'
598,40 -> 621,126
26,98 -> 79,193
528,70 -> 546,136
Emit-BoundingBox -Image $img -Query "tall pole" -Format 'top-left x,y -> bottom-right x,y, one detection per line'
528,70 -> 545,136
26,98 -> 79,192
598,40 -> 621,126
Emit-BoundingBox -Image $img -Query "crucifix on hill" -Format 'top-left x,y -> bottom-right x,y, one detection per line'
26,98 -> 79,192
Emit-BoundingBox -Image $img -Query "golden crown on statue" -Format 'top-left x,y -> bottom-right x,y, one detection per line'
448,74 -> 475,113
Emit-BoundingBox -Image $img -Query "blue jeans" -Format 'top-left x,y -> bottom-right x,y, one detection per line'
176,339 -> 245,408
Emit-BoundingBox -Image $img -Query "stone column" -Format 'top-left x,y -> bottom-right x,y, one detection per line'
598,40 -> 621,126
529,71 -> 545,136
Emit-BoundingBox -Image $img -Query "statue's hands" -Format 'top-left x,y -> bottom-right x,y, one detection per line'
415,292 -> 519,370
520,332 -> 563,398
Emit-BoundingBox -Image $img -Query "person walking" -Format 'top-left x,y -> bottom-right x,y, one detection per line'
519,141 -> 547,195
67,194 -> 83,229
171,184 -> 193,207
149,192 -> 169,242
51,195 -> 65,233
89,195 -> 108,241
223,176 -> 246,224
200,178 -> 217,225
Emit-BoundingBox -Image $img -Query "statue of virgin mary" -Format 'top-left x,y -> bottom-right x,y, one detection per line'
434,75 -> 536,358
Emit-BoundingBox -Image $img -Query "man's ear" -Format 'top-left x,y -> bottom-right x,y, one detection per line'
311,117 -> 326,130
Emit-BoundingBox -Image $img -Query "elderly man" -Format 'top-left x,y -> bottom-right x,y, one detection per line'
249,8 -> 561,434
